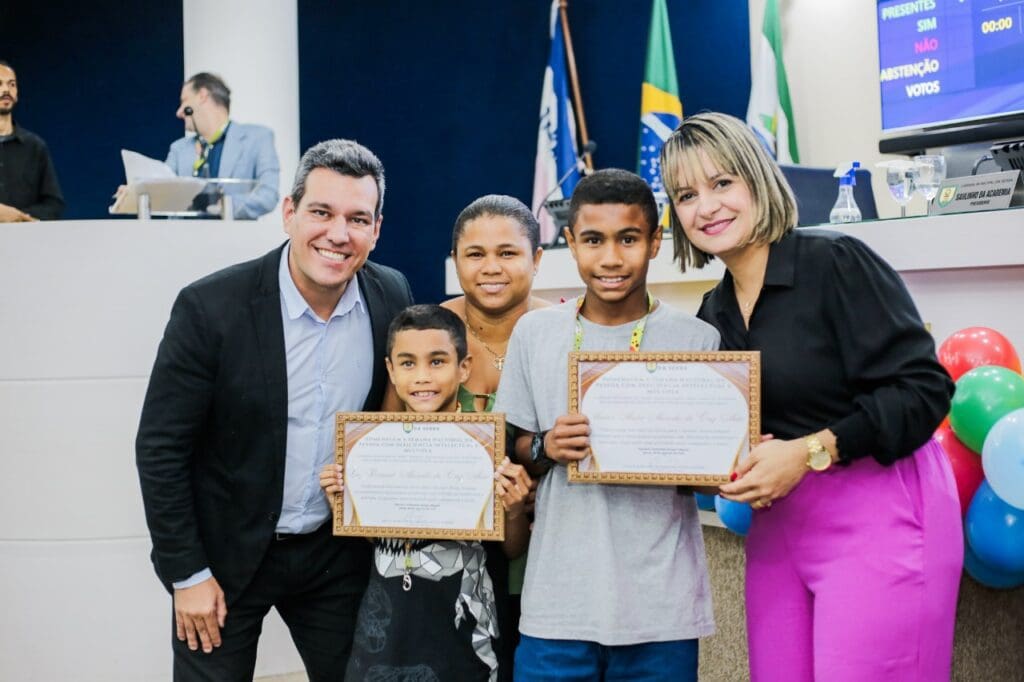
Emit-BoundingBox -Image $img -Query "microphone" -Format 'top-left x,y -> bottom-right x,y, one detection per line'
535,140 -> 598,219
183,105 -> 201,139
577,139 -> 598,176
580,139 -> 598,167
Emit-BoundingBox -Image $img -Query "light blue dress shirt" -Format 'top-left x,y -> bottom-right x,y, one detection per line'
276,244 -> 374,533
173,244 -> 374,589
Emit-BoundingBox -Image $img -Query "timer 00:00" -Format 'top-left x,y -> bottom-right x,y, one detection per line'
981,16 -> 1013,34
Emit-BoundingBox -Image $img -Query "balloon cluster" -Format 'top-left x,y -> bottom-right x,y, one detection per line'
935,327 -> 1024,590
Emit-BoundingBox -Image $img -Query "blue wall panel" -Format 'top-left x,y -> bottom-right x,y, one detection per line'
0,1 -> 184,219
299,0 -> 751,303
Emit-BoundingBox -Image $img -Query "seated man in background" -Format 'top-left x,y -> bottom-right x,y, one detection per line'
0,60 -> 64,222
166,72 -> 279,220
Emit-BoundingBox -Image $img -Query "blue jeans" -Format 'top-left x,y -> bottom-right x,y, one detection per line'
513,634 -> 698,682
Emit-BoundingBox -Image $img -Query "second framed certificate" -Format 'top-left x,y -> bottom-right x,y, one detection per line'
333,412 -> 505,541
567,351 -> 760,485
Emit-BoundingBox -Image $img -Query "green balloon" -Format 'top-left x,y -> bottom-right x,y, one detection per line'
950,365 -> 1024,453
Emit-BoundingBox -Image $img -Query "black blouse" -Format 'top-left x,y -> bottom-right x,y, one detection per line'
697,228 -> 954,465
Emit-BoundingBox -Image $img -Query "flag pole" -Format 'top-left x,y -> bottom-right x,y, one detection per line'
558,0 -> 593,171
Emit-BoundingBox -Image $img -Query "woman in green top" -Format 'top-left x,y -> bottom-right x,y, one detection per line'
441,195 -> 550,412
441,194 -> 549,677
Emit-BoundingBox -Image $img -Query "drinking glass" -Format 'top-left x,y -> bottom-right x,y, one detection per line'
913,154 -> 947,209
885,162 -> 916,218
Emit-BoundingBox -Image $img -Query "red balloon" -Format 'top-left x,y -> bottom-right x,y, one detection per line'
934,424 -> 983,516
938,327 -> 1022,381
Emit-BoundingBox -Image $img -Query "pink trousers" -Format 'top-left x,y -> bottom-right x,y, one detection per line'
745,439 -> 962,681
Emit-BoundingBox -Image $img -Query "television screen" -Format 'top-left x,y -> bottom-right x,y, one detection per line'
878,0 -> 1024,133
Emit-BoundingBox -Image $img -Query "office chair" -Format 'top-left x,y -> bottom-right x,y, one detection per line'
779,164 -> 878,226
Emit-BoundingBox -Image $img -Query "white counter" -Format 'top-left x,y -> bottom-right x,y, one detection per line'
0,220 -> 302,680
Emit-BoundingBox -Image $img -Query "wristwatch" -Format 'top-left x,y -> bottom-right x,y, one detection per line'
805,435 -> 832,472
531,430 -> 555,469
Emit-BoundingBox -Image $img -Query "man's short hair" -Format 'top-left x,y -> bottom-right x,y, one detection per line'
0,60 -> 13,71
290,139 -> 386,217
386,305 -> 468,362
185,72 -> 231,111
567,169 -> 660,235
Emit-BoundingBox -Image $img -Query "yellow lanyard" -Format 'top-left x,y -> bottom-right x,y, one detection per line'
573,292 -> 654,352
192,120 -> 229,176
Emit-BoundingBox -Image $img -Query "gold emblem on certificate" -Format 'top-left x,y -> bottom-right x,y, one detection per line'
332,412 -> 505,541
567,351 -> 761,485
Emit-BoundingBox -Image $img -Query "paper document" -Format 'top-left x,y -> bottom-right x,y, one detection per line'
121,150 -> 177,182
109,150 -> 207,214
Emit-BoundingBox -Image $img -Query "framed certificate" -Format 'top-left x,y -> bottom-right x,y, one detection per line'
332,412 -> 505,541
566,351 -> 760,485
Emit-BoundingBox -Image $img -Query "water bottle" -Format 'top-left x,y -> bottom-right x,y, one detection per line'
829,162 -> 862,224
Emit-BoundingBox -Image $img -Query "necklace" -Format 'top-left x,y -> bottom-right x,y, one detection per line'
464,322 -> 506,370
735,282 -> 761,319
464,303 -> 529,372
574,292 -> 655,352
733,254 -> 768,320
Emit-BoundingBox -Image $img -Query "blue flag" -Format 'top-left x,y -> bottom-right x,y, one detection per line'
532,0 -> 580,244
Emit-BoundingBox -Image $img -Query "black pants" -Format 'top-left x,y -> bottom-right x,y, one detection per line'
173,525 -> 371,682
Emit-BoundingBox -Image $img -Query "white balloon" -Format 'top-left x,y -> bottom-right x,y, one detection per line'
981,407 -> 1024,510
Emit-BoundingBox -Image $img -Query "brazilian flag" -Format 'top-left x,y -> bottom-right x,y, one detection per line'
638,0 -> 682,197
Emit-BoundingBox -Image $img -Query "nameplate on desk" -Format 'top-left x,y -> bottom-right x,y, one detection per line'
931,171 -> 1023,215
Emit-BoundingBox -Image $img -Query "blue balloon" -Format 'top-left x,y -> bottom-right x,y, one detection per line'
695,492 -> 716,511
715,495 -> 753,536
981,407 -> 1024,510
963,542 -> 1024,590
965,480 -> 1024,573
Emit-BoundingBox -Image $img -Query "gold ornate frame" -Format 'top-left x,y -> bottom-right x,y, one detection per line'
566,351 -> 761,485
332,411 -> 506,541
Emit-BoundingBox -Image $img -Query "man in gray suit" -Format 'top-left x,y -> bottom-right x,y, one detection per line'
166,72 -> 280,220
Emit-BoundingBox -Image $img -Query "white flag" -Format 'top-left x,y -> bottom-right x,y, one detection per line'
747,0 -> 799,164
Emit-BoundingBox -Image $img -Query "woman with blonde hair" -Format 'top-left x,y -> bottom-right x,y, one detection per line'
660,112 -> 961,681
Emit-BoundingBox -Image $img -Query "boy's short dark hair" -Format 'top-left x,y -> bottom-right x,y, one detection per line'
386,305 -> 468,361
567,168 -> 660,235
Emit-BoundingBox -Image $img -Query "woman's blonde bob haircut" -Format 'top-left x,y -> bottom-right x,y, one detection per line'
659,112 -> 798,271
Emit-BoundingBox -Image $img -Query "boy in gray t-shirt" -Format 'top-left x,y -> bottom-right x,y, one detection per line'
494,169 -> 719,681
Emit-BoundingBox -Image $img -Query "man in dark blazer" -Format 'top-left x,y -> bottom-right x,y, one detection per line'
137,139 -> 413,681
